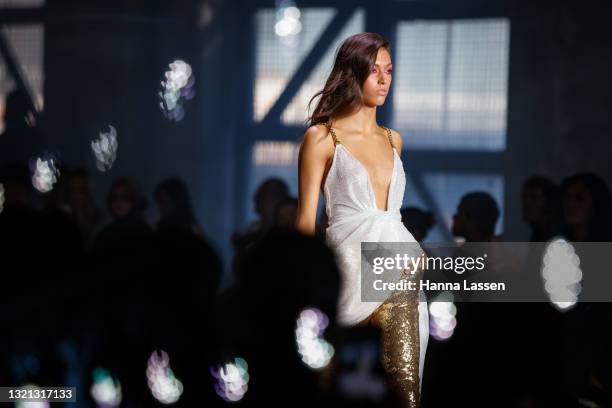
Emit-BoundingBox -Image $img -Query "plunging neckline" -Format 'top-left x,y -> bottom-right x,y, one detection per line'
330,142 -> 398,212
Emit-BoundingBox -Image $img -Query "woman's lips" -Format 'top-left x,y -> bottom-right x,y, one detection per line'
378,89 -> 388,95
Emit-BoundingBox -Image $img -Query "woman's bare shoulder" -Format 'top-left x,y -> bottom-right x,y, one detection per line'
303,123 -> 331,143
385,126 -> 404,151
300,123 -> 334,158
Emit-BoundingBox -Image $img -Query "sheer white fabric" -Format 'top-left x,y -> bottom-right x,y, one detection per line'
323,134 -> 429,383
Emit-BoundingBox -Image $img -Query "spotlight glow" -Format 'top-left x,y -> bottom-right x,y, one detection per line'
91,125 -> 118,172
295,307 -> 335,369
146,350 -> 184,404
211,357 -> 249,402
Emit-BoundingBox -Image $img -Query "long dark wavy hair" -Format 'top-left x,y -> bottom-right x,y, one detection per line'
306,32 -> 390,128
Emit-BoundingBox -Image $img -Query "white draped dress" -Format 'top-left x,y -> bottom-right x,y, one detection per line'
322,126 -> 429,387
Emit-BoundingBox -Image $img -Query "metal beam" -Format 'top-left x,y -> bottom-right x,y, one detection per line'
260,3 -> 356,128
0,26 -> 38,117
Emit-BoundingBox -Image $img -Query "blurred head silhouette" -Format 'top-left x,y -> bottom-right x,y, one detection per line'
0,163 -> 32,208
401,206 -> 436,242
254,178 -> 289,227
107,177 -> 146,220
452,191 -> 500,242
274,196 -> 298,229
522,175 -> 562,241
3,89 -> 35,134
63,167 -> 97,212
560,172 -> 612,241
522,176 -> 561,224
154,177 -> 198,232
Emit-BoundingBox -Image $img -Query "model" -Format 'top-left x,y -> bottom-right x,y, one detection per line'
295,32 -> 429,407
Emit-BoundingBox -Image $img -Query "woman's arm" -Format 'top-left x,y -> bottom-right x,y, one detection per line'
295,124 -> 333,236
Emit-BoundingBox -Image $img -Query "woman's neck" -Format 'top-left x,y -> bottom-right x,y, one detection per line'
331,105 -> 379,135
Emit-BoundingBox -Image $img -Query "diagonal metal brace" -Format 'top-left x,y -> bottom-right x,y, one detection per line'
261,5 -> 356,127
0,25 -> 39,119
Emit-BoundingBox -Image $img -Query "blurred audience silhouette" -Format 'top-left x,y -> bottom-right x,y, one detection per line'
1,156 -> 611,407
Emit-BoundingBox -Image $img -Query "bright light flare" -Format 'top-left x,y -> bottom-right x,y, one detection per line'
274,2 -> 302,38
90,367 -> 122,408
211,357 -> 249,402
146,350 -> 184,404
295,307 -> 335,369
541,237 -> 582,311
429,291 -> 457,341
159,60 -> 195,122
30,155 -> 59,193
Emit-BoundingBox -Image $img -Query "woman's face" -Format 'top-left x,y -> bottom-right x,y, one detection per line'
362,47 -> 392,107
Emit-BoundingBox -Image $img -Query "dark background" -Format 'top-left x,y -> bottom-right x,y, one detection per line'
0,0 -> 610,407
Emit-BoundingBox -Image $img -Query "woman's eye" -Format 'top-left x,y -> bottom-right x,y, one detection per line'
371,68 -> 378,73
387,69 -> 393,74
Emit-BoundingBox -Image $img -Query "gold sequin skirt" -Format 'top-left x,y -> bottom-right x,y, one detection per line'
367,269 -> 423,408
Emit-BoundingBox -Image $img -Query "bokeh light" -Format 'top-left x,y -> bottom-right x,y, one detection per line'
429,291 -> 457,341
295,307 -> 335,370
274,0 -> 302,42
30,155 -> 59,193
159,60 -> 195,122
90,367 -> 122,408
211,357 -> 249,402
198,2 -> 214,28
541,237 -> 582,311
14,384 -> 50,408
91,125 -> 118,172
146,350 -> 184,405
